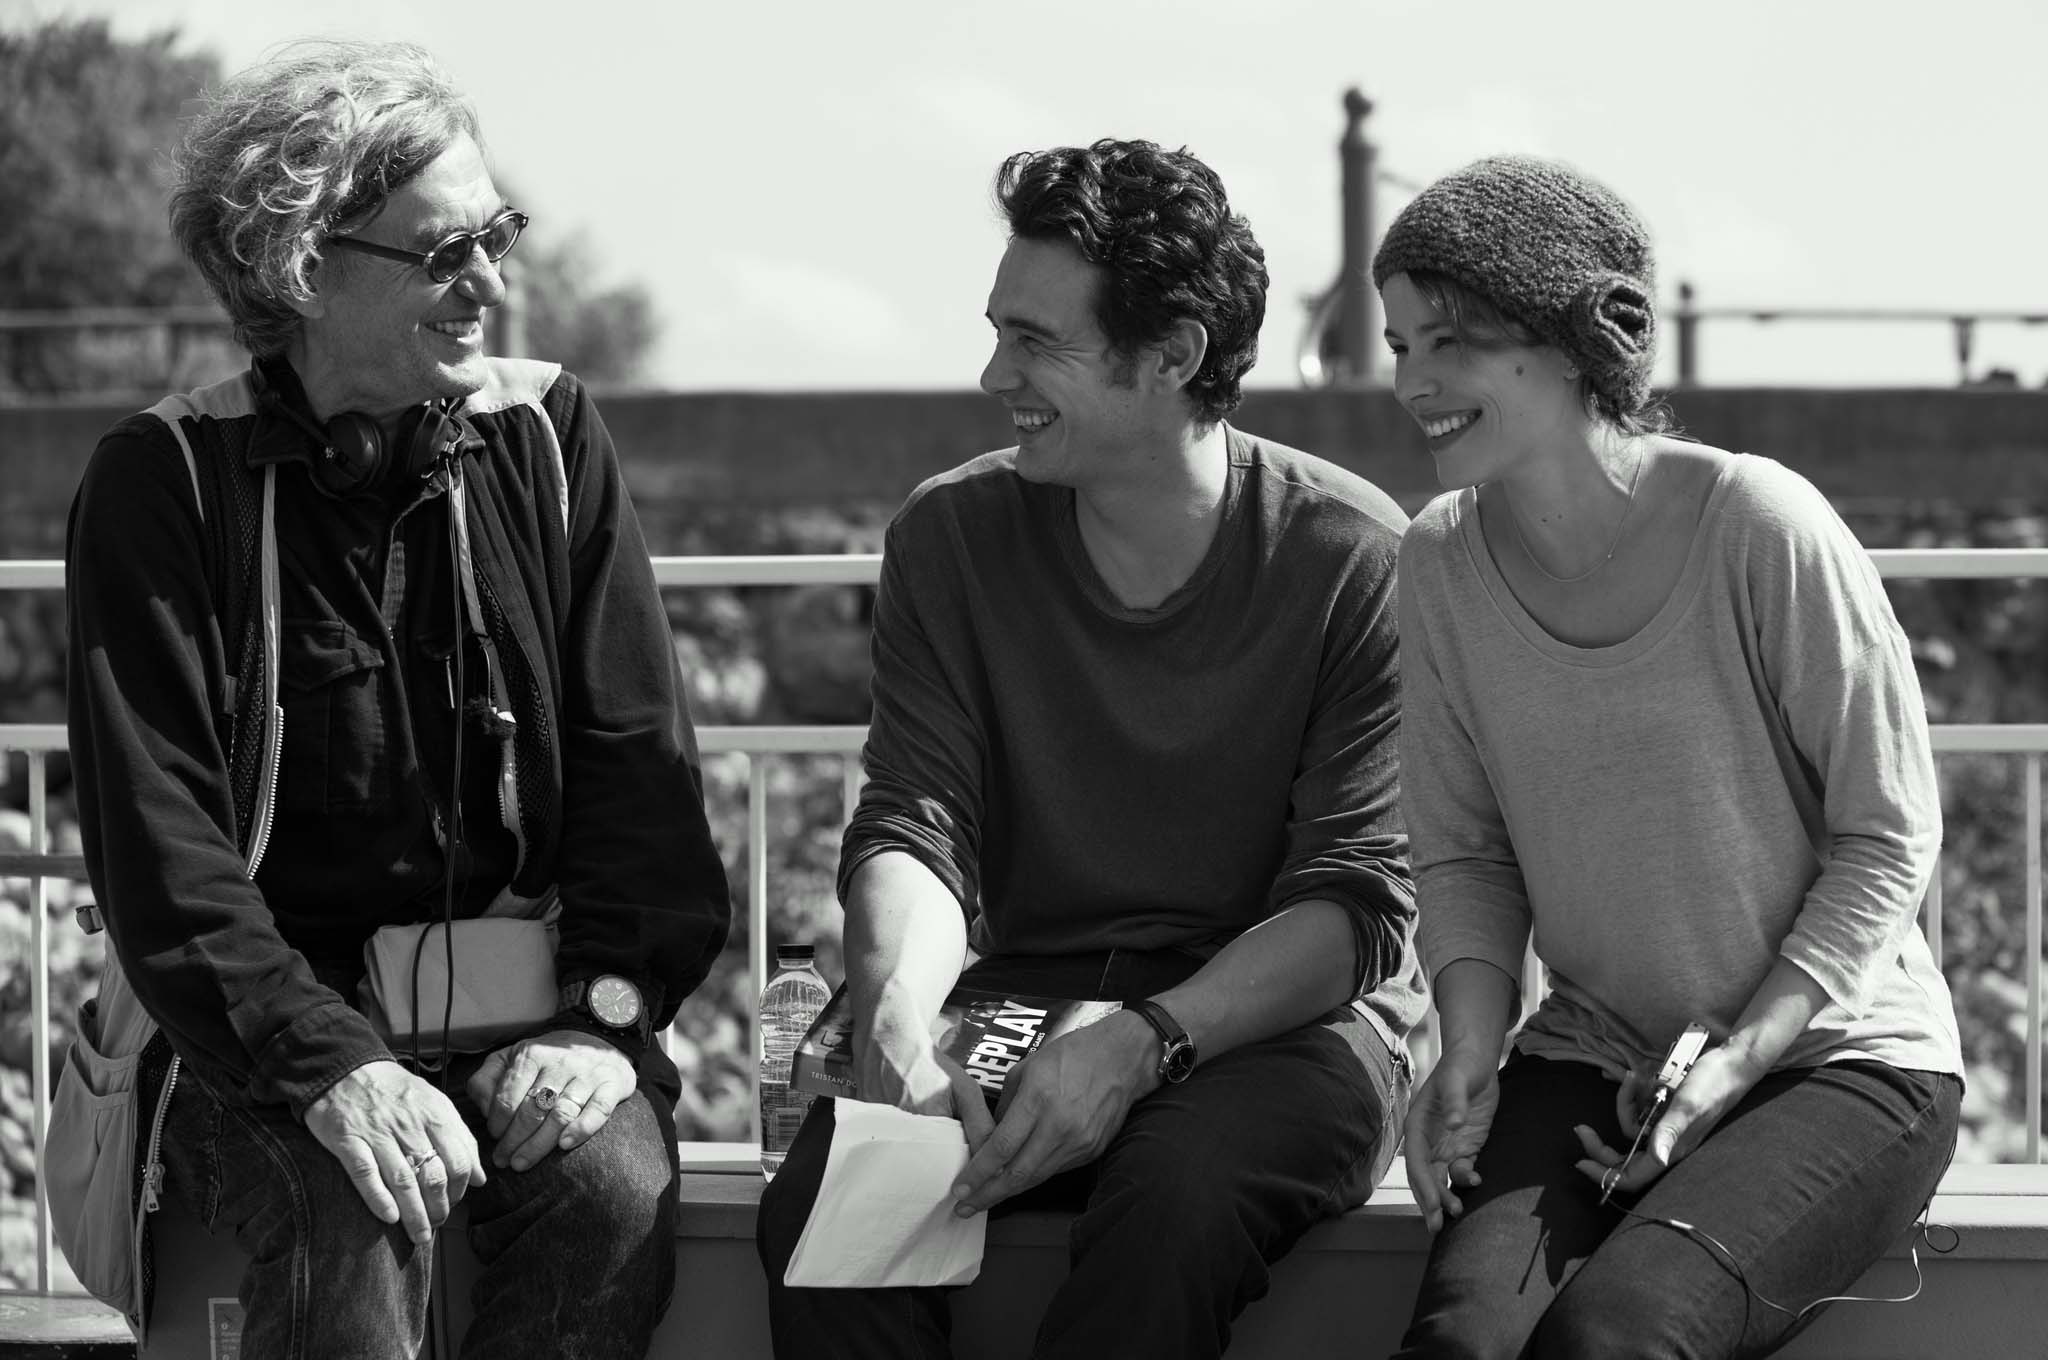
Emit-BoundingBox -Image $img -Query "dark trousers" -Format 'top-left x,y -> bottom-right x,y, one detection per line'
158,1054 -> 680,1360
1396,1055 -> 1961,1360
756,947 -> 1408,1360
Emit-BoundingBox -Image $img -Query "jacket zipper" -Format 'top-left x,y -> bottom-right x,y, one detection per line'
131,1050 -> 181,1333
139,1055 -> 180,1214
246,706 -> 282,877
247,466 -> 282,878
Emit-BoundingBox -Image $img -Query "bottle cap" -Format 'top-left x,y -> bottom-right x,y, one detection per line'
774,943 -> 816,966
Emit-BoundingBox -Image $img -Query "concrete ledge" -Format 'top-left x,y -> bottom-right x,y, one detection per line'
16,1155 -> 2047,1360
671,1153 -> 2048,1259
0,1292 -> 132,1355
657,1152 -> 2048,1360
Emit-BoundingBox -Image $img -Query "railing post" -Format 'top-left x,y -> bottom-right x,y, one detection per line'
1923,850 -> 1944,966
841,758 -> 863,829
1954,316 -> 1976,387
2029,755 -> 2043,1162
1520,945 -> 1546,1020
747,752 -> 769,1145
28,752 -> 53,1292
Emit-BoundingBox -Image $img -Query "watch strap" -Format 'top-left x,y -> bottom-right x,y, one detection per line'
1128,998 -> 1188,1049
1128,998 -> 1196,1081
558,976 -> 653,1047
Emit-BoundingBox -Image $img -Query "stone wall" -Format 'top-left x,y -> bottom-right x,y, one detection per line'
5,387 -> 2047,557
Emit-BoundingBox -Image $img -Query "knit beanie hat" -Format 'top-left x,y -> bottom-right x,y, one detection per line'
1372,155 -> 1657,414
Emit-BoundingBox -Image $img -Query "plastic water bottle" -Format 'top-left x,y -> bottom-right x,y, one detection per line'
758,942 -> 831,1180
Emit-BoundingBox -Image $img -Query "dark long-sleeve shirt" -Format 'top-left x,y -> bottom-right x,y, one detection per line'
840,427 -> 1426,1050
257,390 -> 518,962
66,359 -> 730,1115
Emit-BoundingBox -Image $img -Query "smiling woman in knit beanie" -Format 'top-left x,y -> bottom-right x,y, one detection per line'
1385,155 -> 1963,1360
1374,154 -> 1662,426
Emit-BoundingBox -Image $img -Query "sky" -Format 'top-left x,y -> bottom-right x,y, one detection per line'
6,0 -> 2046,392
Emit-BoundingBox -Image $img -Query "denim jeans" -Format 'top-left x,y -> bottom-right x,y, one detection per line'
756,946 -> 1410,1360
1396,1054 -> 1961,1360
157,1053 -> 680,1360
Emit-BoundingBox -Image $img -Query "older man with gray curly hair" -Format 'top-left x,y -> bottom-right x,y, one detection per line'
56,39 -> 729,1358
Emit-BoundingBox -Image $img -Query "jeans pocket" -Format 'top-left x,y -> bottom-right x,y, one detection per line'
279,619 -> 387,813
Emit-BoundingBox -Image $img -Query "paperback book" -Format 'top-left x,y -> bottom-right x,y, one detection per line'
790,984 -> 1122,1110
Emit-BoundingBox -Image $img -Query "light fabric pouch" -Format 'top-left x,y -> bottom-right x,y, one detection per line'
784,1100 -> 986,1288
45,964 -> 164,1332
359,915 -> 558,1053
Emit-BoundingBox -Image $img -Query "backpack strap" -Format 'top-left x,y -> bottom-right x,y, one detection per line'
66,376 -> 279,1337
456,358 -> 568,885
142,374 -> 277,867
462,357 -> 569,538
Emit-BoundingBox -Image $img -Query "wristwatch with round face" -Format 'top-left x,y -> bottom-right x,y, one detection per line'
560,974 -> 650,1045
1128,999 -> 1197,1084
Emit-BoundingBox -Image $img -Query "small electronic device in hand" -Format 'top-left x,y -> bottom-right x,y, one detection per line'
1602,1022 -> 1713,1206
1655,1023 -> 1712,1096
1601,1018 -> 1931,1320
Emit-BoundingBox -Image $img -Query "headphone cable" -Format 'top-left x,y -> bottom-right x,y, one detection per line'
429,451 -> 465,1360
1603,1091 -> 1959,1325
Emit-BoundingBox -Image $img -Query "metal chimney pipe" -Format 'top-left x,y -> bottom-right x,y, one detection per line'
1338,88 -> 1378,386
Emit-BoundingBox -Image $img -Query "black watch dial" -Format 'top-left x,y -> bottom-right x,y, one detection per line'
587,975 -> 643,1028
1159,1038 -> 1197,1084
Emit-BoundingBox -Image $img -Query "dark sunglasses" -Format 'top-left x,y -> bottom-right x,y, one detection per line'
325,208 -> 529,284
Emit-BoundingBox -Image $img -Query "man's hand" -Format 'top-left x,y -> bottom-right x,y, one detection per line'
950,1010 -> 1158,1216
305,1059 -> 484,1246
1575,1044 -> 1756,1199
467,1030 -> 637,1172
852,1000 -> 995,1152
1403,1044 -> 1500,1234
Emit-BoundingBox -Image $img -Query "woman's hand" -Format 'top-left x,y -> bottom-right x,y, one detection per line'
1574,1045 -> 1760,1198
1405,1044 -> 1501,1233
1613,1063 -> 1656,1140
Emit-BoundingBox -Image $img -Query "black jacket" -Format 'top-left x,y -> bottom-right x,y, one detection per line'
66,358 -> 730,1116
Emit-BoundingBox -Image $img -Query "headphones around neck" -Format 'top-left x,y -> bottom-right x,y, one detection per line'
250,361 -> 468,500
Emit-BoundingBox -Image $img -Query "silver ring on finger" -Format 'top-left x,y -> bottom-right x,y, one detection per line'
528,1085 -> 559,1114
550,1097 -> 583,1122
410,1149 -> 441,1174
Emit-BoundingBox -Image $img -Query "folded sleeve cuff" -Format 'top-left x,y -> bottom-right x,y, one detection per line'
251,1000 -> 395,1120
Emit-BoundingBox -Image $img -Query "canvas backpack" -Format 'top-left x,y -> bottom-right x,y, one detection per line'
45,373 -> 278,1337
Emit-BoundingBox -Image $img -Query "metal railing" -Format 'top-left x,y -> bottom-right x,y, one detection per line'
1669,285 -> 2048,388
5,550 -> 2047,1293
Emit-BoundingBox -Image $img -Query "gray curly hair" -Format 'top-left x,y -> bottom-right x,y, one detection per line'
169,40 -> 484,357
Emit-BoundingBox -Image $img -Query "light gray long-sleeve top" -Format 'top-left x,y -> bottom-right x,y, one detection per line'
1399,453 -> 1962,1079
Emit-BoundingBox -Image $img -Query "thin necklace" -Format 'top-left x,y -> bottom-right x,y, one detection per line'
1508,451 -> 1645,586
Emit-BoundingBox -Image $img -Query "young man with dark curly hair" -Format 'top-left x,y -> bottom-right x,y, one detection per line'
57,40 -> 728,1358
757,138 -> 1425,1360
